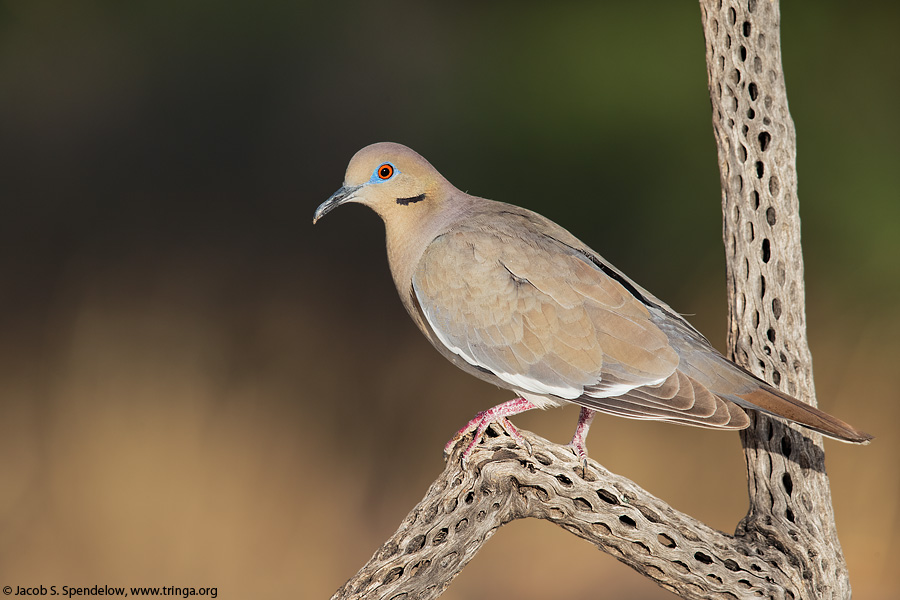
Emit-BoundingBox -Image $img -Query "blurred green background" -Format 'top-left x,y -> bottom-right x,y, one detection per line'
1,1 -> 897,598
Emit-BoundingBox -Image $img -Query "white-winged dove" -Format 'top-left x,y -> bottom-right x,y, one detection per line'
314,142 -> 871,463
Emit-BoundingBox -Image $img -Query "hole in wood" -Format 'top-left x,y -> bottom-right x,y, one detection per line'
766,206 -> 777,225
409,558 -> 431,577
758,130 -> 771,151
772,297 -> 782,319
556,474 -> 573,487
781,435 -> 792,457
755,160 -> 764,178
766,327 -> 776,342
384,566 -> 404,584
694,551 -> 713,565
406,535 -> 426,553
573,497 -> 593,511
762,238 -> 771,262
423,504 -> 439,524
782,472 -> 793,496
597,489 -> 620,505
658,533 -> 677,548
749,82 -> 758,100
619,515 -> 637,528
432,528 -> 449,545
521,485 -> 549,502
743,21 -> 751,37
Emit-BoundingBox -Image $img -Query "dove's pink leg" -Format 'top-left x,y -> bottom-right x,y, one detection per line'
567,406 -> 596,465
445,397 -> 537,463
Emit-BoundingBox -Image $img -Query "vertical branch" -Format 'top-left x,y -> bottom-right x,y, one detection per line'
699,1 -> 850,598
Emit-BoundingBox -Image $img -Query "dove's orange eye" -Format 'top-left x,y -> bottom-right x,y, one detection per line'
377,164 -> 394,180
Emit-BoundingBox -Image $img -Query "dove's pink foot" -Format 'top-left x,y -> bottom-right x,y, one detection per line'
445,397 -> 537,463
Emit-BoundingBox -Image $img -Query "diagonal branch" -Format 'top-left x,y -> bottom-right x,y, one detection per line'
332,427 -> 805,600
331,1 -> 852,599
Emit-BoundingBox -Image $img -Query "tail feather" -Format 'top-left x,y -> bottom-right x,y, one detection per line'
733,385 -> 873,444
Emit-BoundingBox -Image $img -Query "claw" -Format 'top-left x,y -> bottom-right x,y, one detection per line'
565,443 -> 589,471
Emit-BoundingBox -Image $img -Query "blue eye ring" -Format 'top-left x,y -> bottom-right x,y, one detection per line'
370,162 -> 398,183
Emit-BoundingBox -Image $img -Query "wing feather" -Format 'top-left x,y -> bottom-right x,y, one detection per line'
412,223 -> 678,402
404,205 -> 865,441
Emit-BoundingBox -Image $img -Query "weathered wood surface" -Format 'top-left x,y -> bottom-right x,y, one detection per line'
703,0 -> 850,597
333,427 -> 818,600
331,1 -> 852,598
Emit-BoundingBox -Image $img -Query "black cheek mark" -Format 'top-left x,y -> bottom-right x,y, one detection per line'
396,194 -> 426,206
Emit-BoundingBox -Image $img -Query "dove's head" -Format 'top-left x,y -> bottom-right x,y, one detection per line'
314,142 -> 456,227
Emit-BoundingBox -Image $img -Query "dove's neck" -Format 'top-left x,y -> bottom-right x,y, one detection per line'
384,189 -> 475,308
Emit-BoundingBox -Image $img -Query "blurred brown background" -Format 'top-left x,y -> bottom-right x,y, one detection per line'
1,1 -> 897,598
